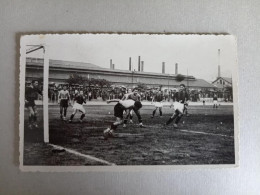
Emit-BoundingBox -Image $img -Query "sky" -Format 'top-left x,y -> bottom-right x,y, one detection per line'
22,34 -> 237,81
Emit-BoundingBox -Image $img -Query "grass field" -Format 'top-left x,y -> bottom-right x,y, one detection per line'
23,104 -> 235,166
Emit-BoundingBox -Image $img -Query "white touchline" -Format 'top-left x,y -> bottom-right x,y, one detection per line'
179,130 -> 234,138
49,144 -> 116,166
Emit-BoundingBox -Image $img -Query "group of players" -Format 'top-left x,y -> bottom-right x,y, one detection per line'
25,80 -> 189,140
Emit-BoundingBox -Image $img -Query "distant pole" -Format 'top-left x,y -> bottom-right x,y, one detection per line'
110,59 -> 112,69
187,69 -> 189,90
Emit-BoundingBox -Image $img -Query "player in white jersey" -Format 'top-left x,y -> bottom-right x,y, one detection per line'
103,99 -> 143,139
165,84 -> 189,128
121,88 -> 134,125
58,85 -> 71,120
122,88 -> 141,127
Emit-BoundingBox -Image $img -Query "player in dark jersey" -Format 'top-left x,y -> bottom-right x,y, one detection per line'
69,90 -> 86,123
103,99 -> 143,139
213,94 -> 218,108
165,84 -> 189,128
25,80 -> 42,129
58,85 -> 71,120
151,90 -> 164,118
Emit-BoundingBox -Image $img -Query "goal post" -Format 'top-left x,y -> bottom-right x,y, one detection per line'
43,45 -> 49,143
25,44 -> 50,143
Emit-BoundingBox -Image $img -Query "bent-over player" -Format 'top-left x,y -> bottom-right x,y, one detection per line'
25,80 -> 42,129
123,88 -> 141,126
103,99 -> 143,139
151,90 -> 164,118
165,84 -> 189,128
69,90 -> 86,123
58,85 -> 70,120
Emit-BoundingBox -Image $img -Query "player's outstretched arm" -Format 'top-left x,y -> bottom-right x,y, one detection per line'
107,99 -> 120,104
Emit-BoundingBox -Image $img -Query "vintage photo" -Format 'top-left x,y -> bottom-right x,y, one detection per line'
19,34 -> 238,171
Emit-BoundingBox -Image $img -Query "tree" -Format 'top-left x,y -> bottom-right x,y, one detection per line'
67,73 -> 87,86
175,74 -> 185,82
137,82 -> 148,91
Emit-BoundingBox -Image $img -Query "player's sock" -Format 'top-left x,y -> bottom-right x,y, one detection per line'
111,123 -> 117,130
64,108 -> 67,117
80,114 -> 85,120
152,110 -> 156,116
166,117 -> 174,125
159,110 -> 162,116
175,116 -> 182,124
33,115 -> 37,122
130,115 -> 133,120
166,115 -> 177,125
29,115 -> 33,123
123,119 -> 127,124
70,114 -> 75,120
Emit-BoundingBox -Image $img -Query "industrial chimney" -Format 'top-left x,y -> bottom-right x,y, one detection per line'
218,65 -> 221,78
110,59 -> 113,69
162,62 -> 165,74
112,64 -> 115,70
141,61 -> 144,72
129,57 -> 132,71
138,56 -> 141,71
175,63 -> 178,74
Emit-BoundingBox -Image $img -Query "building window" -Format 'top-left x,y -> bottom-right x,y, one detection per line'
220,80 -> 222,84
223,81 -> 225,85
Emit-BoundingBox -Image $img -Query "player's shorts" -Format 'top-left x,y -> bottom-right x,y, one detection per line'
73,102 -> 85,113
172,102 -> 185,114
154,102 -> 163,108
114,103 -> 125,118
60,99 -> 69,107
213,100 -> 218,104
25,101 -> 35,108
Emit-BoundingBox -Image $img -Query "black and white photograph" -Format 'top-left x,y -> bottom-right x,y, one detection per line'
19,34 -> 238,170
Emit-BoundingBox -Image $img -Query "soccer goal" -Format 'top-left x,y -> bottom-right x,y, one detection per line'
25,44 -> 49,143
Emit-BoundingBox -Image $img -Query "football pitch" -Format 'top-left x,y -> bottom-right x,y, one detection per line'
23,104 -> 235,166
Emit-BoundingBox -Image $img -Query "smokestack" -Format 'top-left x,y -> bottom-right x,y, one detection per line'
175,63 -> 178,74
129,57 -> 132,71
141,61 -> 144,72
110,59 -> 112,69
162,62 -> 165,74
112,64 -> 115,70
138,56 -> 141,71
218,49 -> 221,77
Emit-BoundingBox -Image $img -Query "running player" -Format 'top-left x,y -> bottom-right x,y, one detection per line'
69,90 -> 86,123
58,85 -> 70,120
165,84 -> 189,128
103,99 -> 143,139
25,80 -> 42,129
151,90 -> 164,118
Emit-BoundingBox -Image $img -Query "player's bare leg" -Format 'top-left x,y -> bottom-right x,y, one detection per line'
59,106 -> 63,119
151,107 -> 158,118
79,110 -> 86,123
69,109 -> 77,123
32,107 -> 38,128
159,107 -> 162,117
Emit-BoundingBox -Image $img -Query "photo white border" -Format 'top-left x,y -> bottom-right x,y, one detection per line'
19,33 -> 239,172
